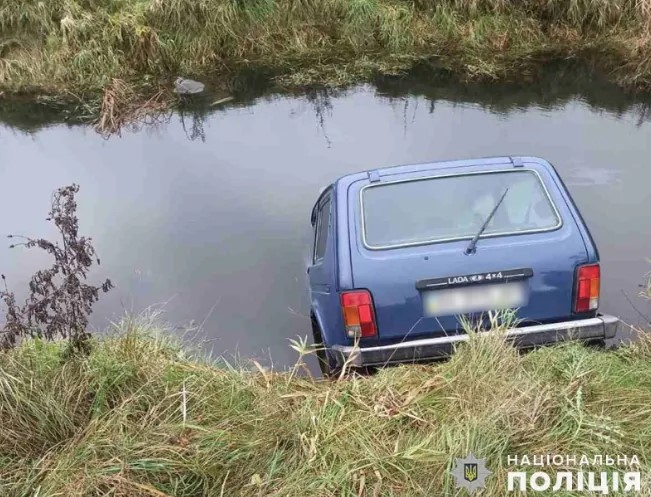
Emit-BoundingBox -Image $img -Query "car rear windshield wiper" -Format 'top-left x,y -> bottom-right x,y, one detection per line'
465,187 -> 509,255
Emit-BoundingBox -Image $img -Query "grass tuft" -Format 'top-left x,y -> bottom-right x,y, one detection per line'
95,78 -> 169,135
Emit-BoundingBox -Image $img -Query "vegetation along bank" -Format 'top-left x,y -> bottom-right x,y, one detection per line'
4,0 -> 651,131
2,318 -> 651,496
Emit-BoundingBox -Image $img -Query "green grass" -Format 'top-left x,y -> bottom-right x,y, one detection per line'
3,0 -> 651,117
1,313 -> 651,496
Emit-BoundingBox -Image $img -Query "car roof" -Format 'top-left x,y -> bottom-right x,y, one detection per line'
332,155 -> 550,189
311,156 -> 553,214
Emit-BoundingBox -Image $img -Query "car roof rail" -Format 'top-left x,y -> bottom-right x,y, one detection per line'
367,170 -> 381,183
510,156 -> 524,168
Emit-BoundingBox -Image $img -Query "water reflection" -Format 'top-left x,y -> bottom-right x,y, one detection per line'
0,68 -> 650,369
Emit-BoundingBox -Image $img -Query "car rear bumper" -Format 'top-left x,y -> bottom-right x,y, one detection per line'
331,314 -> 619,367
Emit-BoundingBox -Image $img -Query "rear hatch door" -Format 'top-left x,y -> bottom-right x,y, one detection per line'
348,160 -> 589,341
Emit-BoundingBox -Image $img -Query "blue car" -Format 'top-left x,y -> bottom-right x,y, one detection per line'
307,156 -> 619,375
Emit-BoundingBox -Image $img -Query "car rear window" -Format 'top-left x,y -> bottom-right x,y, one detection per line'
361,170 -> 561,249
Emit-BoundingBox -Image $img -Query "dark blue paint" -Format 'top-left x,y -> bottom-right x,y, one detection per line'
307,156 -> 599,354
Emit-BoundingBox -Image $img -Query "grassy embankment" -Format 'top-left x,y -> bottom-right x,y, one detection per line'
1,313 -> 651,496
3,0 -> 651,132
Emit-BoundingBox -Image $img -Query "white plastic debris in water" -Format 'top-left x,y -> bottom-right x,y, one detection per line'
174,77 -> 205,95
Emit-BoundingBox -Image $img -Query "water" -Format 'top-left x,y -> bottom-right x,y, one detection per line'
1,73 -> 650,368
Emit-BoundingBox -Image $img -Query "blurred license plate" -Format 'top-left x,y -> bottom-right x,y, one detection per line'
423,282 -> 527,317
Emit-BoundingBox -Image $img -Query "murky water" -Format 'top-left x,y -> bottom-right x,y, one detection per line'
1,73 -> 650,368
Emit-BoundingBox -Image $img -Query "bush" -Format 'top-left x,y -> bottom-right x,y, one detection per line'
0,184 -> 112,351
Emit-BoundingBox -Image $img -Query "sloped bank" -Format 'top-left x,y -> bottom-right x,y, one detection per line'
4,0 -> 651,133
0,315 -> 649,496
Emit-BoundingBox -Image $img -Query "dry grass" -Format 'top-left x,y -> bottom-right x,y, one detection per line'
95,79 -> 169,136
1,313 -> 651,496
3,0 -> 651,115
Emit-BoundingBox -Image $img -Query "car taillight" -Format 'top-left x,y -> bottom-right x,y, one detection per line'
341,290 -> 377,338
575,263 -> 600,313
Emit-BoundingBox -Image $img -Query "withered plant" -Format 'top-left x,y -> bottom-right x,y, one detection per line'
0,184 -> 112,351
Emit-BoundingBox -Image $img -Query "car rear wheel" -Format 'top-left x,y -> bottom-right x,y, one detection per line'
585,338 -> 606,349
311,316 -> 339,378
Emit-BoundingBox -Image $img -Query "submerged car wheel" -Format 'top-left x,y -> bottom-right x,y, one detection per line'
311,316 -> 339,378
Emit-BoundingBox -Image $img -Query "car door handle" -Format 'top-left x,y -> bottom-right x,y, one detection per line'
306,267 -> 311,274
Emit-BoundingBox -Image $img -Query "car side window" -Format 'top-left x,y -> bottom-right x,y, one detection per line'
313,197 -> 331,263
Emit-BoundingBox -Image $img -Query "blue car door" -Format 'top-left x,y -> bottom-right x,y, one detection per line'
308,190 -> 338,341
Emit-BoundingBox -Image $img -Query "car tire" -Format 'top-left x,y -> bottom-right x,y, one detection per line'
585,338 -> 606,349
311,316 -> 339,378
